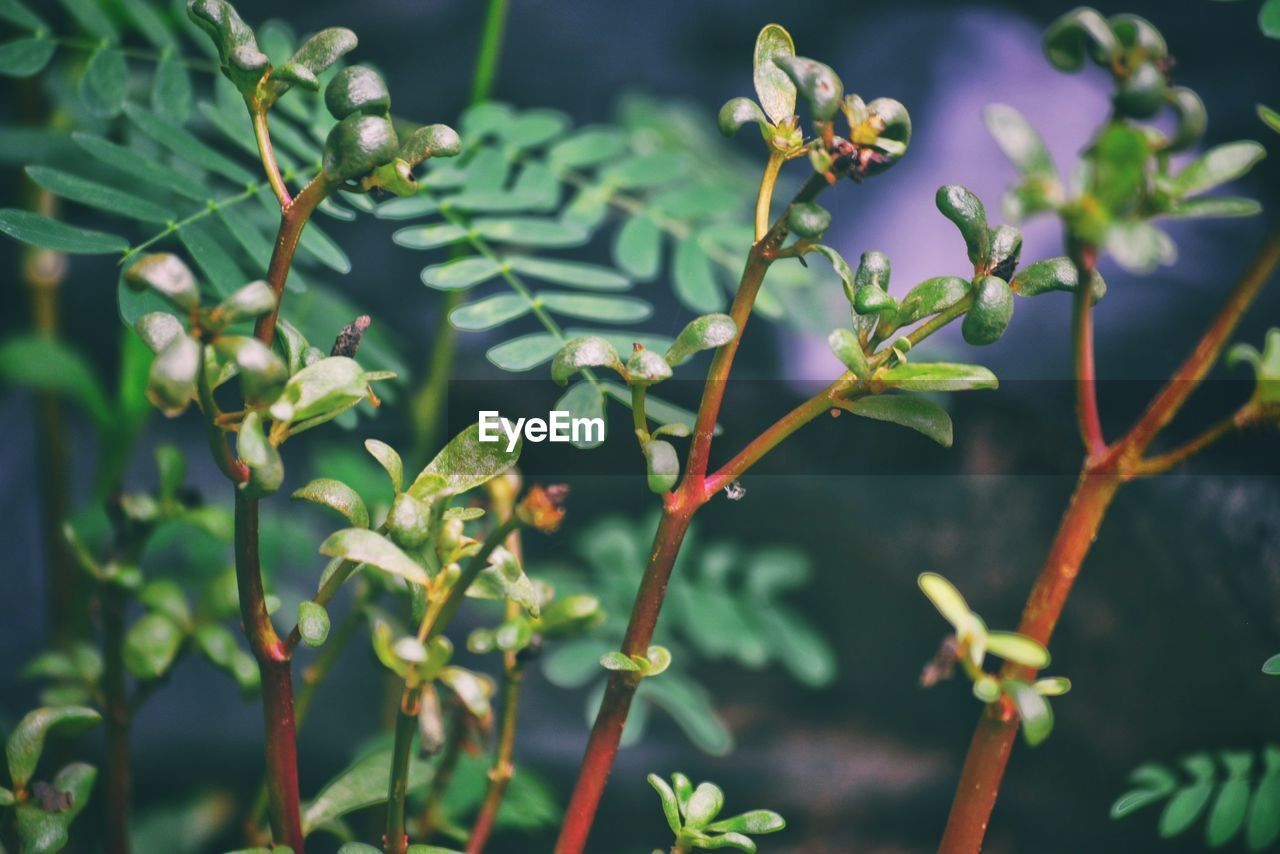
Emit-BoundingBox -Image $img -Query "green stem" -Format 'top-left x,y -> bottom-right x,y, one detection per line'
417,518 -> 520,643
754,151 -> 784,241
251,107 -> 293,208
417,700 -> 467,839
385,686 -> 423,854
470,0 -> 510,103
409,0 -> 510,462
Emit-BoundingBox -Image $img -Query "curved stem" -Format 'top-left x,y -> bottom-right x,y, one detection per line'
254,175 -> 335,347
1119,226 -> 1280,459
1070,243 -> 1107,460
754,152 -> 784,242
251,108 -> 293,208
940,227 -> 1280,850
1132,402 -> 1258,477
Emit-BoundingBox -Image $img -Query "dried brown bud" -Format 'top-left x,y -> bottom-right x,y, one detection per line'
330,314 -> 371,358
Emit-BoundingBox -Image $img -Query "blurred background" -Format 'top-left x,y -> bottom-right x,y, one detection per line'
2,0 -> 1279,851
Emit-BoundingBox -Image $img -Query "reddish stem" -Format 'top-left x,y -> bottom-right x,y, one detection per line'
236,492 -> 304,853
1070,244 -> 1107,460
939,225 -> 1280,851
102,585 -> 132,854
254,175 -> 334,347
554,504 -> 695,853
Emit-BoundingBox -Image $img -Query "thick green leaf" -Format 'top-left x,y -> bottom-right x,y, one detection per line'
936,184 -> 989,265
80,47 -> 128,117
5,706 -> 101,789
124,613 -> 184,680
297,601 -> 331,648
773,55 -> 842,122
507,255 -> 629,291
707,809 -> 787,835
985,631 -> 1049,668
877,362 -> 998,392
673,238 -> 723,312
1003,679 -> 1054,746
665,314 -> 737,366
685,782 -> 726,829
487,332 -> 562,372
268,356 -> 371,426
842,395 -> 953,446
0,335 -> 111,424
1173,141 -> 1267,197
293,478 -> 370,528
551,335 -> 622,384
365,439 -> 404,493
1011,256 -> 1106,301
917,572 -> 971,630
613,214 -> 662,280
13,762 -> 96,854
0,36 -> 54,77
648,773 -> 682,834
962,275 -> 1014,345
421,256 -> 502,290
450,293 -> 532,331
302,747 -> 433,833
642,439 -> 679,493
419,421 -> 521,496
753,24 -> 797,123
319,528 -> 428,586
0,208 -> 126,254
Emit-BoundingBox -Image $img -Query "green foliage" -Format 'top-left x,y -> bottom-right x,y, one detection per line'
917,573 -> 1066,746
1112,747 -> 1280,850
539,516 -> 836,754
986,9 -> 1265,273
648,772 -> 785,853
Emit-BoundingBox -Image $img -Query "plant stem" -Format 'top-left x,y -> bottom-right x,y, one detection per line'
1132,403 -> 1258,477
1069,243 -> 1107,459
939,227 -> 1280,851
554,505 -> 695,854
22,187 -> 78,646
235,492 -> 304,854
409,0 -> 510,463
556,175 -> 827,854
385,686 -> 423,854
470,0 -> 510,103
466,659 -> 523,853
102,584 -> 131,854
1118,226 -> 1280,459
938,469 -> 1120,853
254,174 -> 335,347
754,151 -> 784,241
417,700 -> 467,839
251,107 -> 293,208
417,518 -> 520,644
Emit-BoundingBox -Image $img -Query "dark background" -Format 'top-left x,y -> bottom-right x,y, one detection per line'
3,0 -> 1280,851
